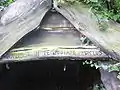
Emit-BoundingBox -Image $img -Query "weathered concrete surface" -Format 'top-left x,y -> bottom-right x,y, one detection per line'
55,2 -> 120,60
100,69 -> 120,90
0,0 -> 51,58
0,11 -> 107,61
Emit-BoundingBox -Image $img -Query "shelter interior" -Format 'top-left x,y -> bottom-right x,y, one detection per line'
0,60 -> 101,90
14,10 -> 93,48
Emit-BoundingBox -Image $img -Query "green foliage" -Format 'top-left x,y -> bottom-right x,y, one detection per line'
93,83 -> 106,90
117,72 -> 120,80
83,60 -> 100,69
83,60 -> 120,80
109,64 -> 120,72
62,0 -> 120,22
0,0 -> 14,7
108,63 -> 120,80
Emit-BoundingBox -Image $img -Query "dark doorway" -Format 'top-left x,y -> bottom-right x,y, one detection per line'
0,60 -> 101,90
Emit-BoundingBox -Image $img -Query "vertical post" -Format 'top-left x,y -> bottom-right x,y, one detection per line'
52,0 -> 54,8
51,0 -> 57,12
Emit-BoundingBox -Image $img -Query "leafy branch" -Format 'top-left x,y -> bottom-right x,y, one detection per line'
0,0 -> 14,7
60,0 -> 120,22
83,60 -> 120,80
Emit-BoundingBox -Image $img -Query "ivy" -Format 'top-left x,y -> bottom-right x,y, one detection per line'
83,60 -> 120,81
60,0 -> 120,23
93,83 -> 106,90
0,0 -> 14,7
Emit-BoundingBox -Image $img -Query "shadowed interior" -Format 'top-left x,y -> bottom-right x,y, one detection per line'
0,60 -> 101,90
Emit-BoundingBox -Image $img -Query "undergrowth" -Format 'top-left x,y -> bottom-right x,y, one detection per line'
61,0 -> 120,23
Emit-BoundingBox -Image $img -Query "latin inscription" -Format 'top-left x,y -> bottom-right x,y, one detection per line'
34,49 -> 105,57
5,48 -> 107,60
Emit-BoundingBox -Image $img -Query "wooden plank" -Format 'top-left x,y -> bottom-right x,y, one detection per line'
1,46 -> 108,62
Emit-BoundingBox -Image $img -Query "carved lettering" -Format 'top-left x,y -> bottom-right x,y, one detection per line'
8,48 -> 106,60
34,49 -> 105,57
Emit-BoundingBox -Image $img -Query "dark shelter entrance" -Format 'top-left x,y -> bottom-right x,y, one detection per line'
0,60 -> 101,90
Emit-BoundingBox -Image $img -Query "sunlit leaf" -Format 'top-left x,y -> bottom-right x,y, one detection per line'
109,65 -> 119,72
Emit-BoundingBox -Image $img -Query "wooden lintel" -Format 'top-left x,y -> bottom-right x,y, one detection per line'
0,46 -> 109,63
